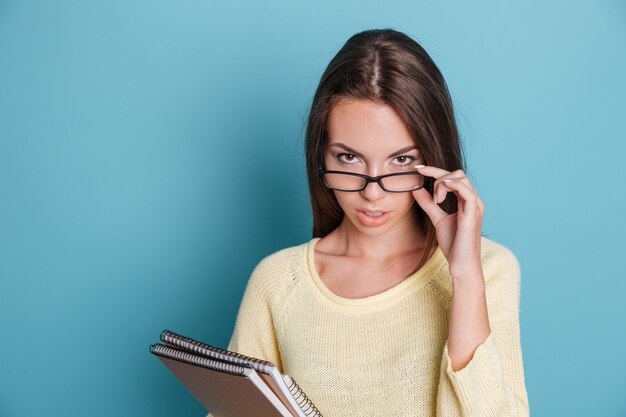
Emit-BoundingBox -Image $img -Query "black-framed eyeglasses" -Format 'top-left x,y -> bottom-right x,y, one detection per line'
318,167 -> 425,192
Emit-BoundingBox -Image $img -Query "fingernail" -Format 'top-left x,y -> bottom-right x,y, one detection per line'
414,164 -> 426,169
434,190 -> 438,204
443,178 -> 454,183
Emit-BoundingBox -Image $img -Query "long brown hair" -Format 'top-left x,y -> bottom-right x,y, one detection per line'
305,28 -> 468,270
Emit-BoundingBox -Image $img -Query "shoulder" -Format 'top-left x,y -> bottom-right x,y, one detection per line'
244,239 -> 311,302
480,236 -> 521,282
479,236 -> 523,315
251,240 -> 309,279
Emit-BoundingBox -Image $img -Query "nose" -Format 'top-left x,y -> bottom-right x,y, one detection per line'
360,178 -> 386,201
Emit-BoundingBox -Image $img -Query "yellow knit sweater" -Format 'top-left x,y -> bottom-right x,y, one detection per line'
206,236 -> 529,417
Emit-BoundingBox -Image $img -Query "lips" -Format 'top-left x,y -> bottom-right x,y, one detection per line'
359,209 -> 387,214
356,209 -> 390,226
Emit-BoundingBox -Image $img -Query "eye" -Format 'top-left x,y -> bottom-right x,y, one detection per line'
337,153 -> 360,165
392,155 -> 416,167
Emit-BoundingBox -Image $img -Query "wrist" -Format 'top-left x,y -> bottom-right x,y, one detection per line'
451,269 -> 485,288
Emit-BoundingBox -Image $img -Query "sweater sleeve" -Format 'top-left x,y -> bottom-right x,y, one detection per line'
205,257 -> 284,417
436,247 -> 530,417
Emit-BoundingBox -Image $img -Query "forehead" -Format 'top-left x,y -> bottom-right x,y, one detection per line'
327,99 -> 417,156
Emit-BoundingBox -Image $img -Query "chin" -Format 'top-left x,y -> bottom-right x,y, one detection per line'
358,226 -> 393,236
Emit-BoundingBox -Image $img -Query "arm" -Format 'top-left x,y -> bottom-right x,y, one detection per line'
224,258 -> 284,368
205,258 -> 284,417
446,271 -> 491,372
436,248 -> 530,417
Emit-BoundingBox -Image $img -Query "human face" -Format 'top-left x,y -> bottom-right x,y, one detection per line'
324,99 -> 425,236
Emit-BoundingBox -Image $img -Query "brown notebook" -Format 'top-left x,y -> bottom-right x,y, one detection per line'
150,330 -> 322,417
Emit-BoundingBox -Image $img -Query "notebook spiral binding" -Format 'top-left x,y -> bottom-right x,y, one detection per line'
149,344 -> 250,377
282,375 -> 323,417
161,329 -> 275,375
160,330 -> 323,417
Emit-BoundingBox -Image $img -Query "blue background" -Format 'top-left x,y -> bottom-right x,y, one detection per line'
1,1 -> 625,416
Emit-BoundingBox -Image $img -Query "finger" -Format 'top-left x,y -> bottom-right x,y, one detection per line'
437,177 -> 484,213
438,178 -> 481,215
411,186 -> 448,226
434,175 -> 468,202
434,169 -> 475,192
414,164 -> 450,180
416,165 -> 476,195
450,173 -> 475,193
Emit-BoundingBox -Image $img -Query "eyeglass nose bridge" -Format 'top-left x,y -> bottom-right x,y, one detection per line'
359,174 -> 388,191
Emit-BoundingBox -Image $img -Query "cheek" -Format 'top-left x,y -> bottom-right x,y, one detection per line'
332,191 -> 370,215
333,191 -> 354,210
389,193 -> 416,213
400,193 -> 417,208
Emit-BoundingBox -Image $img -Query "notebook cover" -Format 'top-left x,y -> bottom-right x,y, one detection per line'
154,350 -> 294,417
159,330 -> 320,417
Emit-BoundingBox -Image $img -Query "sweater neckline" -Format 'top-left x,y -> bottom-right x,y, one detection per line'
305,237 -> 446,307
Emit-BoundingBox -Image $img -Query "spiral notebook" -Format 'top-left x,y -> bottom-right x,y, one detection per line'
150,330 -> 322,417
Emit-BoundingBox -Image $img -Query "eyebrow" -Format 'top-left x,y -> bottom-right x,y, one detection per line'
328,143 -> 418,159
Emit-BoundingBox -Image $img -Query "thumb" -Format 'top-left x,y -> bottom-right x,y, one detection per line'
412,187 -> 442,223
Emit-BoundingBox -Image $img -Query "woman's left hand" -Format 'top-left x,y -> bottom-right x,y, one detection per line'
411,164 -> 485,279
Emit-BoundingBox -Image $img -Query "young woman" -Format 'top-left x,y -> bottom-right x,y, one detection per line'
209,28 -> 529,417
